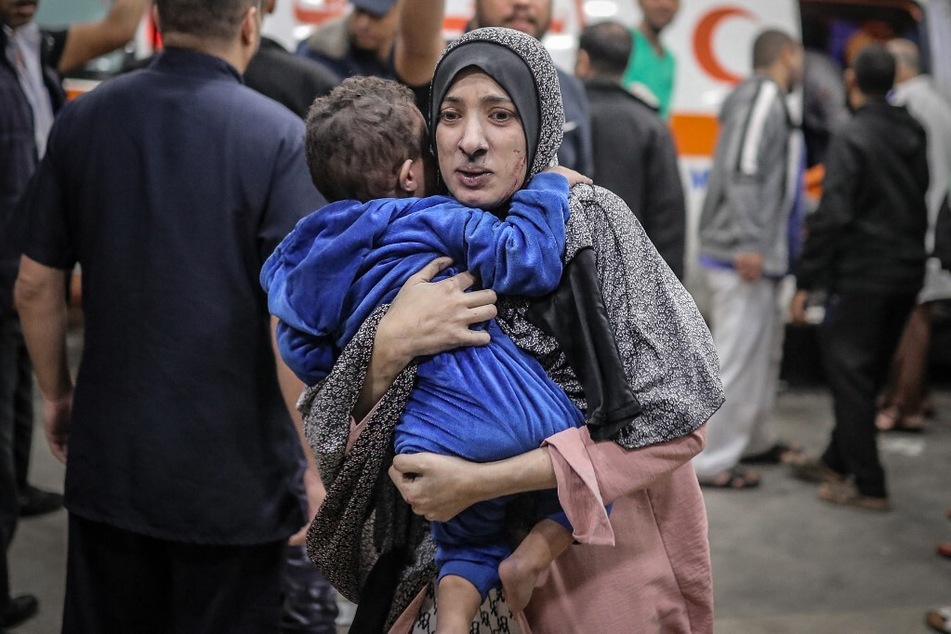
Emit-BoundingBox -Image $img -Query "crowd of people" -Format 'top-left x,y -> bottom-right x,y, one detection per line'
1,0 -> 950,632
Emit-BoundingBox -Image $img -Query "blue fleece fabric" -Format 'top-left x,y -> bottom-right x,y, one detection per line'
262,172 -> 585,597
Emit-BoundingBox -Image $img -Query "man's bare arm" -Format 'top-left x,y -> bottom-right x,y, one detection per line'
393,0 -> 446,86
271,317 -> 325,544
57,0 -> 150,75
352,257 -> 497,420
15,256 -> 72,463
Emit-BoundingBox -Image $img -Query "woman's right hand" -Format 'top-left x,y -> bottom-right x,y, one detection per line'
378,256 -> 498,365
353,257 -> 498,419
543,165 -> 593,188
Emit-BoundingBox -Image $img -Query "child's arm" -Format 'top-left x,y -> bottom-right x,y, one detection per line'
468,171 -> 569,295
421,171 -> 576,296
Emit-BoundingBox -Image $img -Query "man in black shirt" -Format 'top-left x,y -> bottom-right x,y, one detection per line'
576,20 -> 686,279
244,0 -> 339,119
14,0 -> 323,629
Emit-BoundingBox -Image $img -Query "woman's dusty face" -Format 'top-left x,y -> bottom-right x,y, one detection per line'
435,69 -> 528,210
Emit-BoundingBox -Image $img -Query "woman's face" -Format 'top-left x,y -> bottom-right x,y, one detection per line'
435,69 -> 528,210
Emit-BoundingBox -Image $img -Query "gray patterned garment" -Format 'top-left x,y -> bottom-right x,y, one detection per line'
301,27 -> 724,632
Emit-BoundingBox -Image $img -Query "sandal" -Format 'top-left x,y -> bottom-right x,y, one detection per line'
741,442 -> 805,465
788,456 -> 844,484
927,607 -> 951,633
875,406 -> 925,433
698,465 -> 760,489
818,480 -> 890,512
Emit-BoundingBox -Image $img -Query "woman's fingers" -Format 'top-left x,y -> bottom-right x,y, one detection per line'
383,261 -> 498,357
407,256 -> 454,283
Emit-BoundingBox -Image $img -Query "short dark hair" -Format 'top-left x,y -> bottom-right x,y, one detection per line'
156,0 -> 259,41
305,76 -> 426,203
752,29 -> 794,69
579,21 -> 632,77
852,44 -> 895,98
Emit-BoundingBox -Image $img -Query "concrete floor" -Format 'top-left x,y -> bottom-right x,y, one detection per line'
8,367 -> 951,632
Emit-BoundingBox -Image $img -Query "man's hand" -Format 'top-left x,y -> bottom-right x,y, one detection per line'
543,165 -> 592,188
790,290 -> 810,324
388,453 -> 484,522
288,466 -> 325,545
43,391 -> 73,465
734,251 -> 764,282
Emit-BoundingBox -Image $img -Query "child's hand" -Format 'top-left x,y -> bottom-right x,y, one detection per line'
543,165 -> 593,188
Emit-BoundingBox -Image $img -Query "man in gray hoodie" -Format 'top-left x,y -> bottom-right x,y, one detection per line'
694,29 -> 803,488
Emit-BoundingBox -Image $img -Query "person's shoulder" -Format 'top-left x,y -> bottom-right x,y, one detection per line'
587,82 -> 658,120
556,67 -> 585,96
55,68 -> 141,117
234,83 -> 306,129
301,17 -> 350,61
247,42 -> 338,103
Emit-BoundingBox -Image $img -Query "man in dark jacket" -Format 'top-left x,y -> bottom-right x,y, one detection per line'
790,44 -> 928,511
576,20 -> 685,279
244,0 -> 338,120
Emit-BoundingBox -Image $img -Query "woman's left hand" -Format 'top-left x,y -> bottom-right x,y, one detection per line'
389,453 -> 484,522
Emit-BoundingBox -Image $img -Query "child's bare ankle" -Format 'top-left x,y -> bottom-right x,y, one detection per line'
498,554 -> 542,614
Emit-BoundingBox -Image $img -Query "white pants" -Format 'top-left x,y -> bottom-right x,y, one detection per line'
693,268 -> 783,478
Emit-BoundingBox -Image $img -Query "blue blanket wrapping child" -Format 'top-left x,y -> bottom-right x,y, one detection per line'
262,172 -> 585,597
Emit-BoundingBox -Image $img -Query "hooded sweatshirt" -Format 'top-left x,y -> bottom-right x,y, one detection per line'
796,101 -> 928,293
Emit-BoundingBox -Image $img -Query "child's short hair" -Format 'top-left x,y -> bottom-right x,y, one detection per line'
305,76 -> 426,202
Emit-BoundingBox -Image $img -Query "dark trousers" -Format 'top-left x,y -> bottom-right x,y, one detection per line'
280,544 -> 338,634
818,289 -> 918,498
0,315 -> 31,607
63,514 -> 286,633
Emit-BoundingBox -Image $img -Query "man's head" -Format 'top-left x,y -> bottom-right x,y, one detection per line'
305,76 -> 429,203
155,0 -> 263,71
472,0 -> 553,40
886,38 -> 921,84
576,21 -> 632,82
348,0 -> 400,58
752,28 -> 804,92
845,43 -> 895,107
0,0 -> 39,30
638,0 -> 680,36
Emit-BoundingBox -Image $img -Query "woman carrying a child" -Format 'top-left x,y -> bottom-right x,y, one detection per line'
294,28 -> 723,634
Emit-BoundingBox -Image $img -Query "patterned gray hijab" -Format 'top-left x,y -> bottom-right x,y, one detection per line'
429,27 -> 565,186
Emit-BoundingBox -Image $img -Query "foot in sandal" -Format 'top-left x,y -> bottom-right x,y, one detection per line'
698,465 -> 761,489
818,480 -> 890,512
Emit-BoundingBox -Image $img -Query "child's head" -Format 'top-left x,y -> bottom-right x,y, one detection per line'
305,76 -> 430,203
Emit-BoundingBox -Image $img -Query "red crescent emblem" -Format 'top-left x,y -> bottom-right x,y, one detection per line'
694,6 -> 757,84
